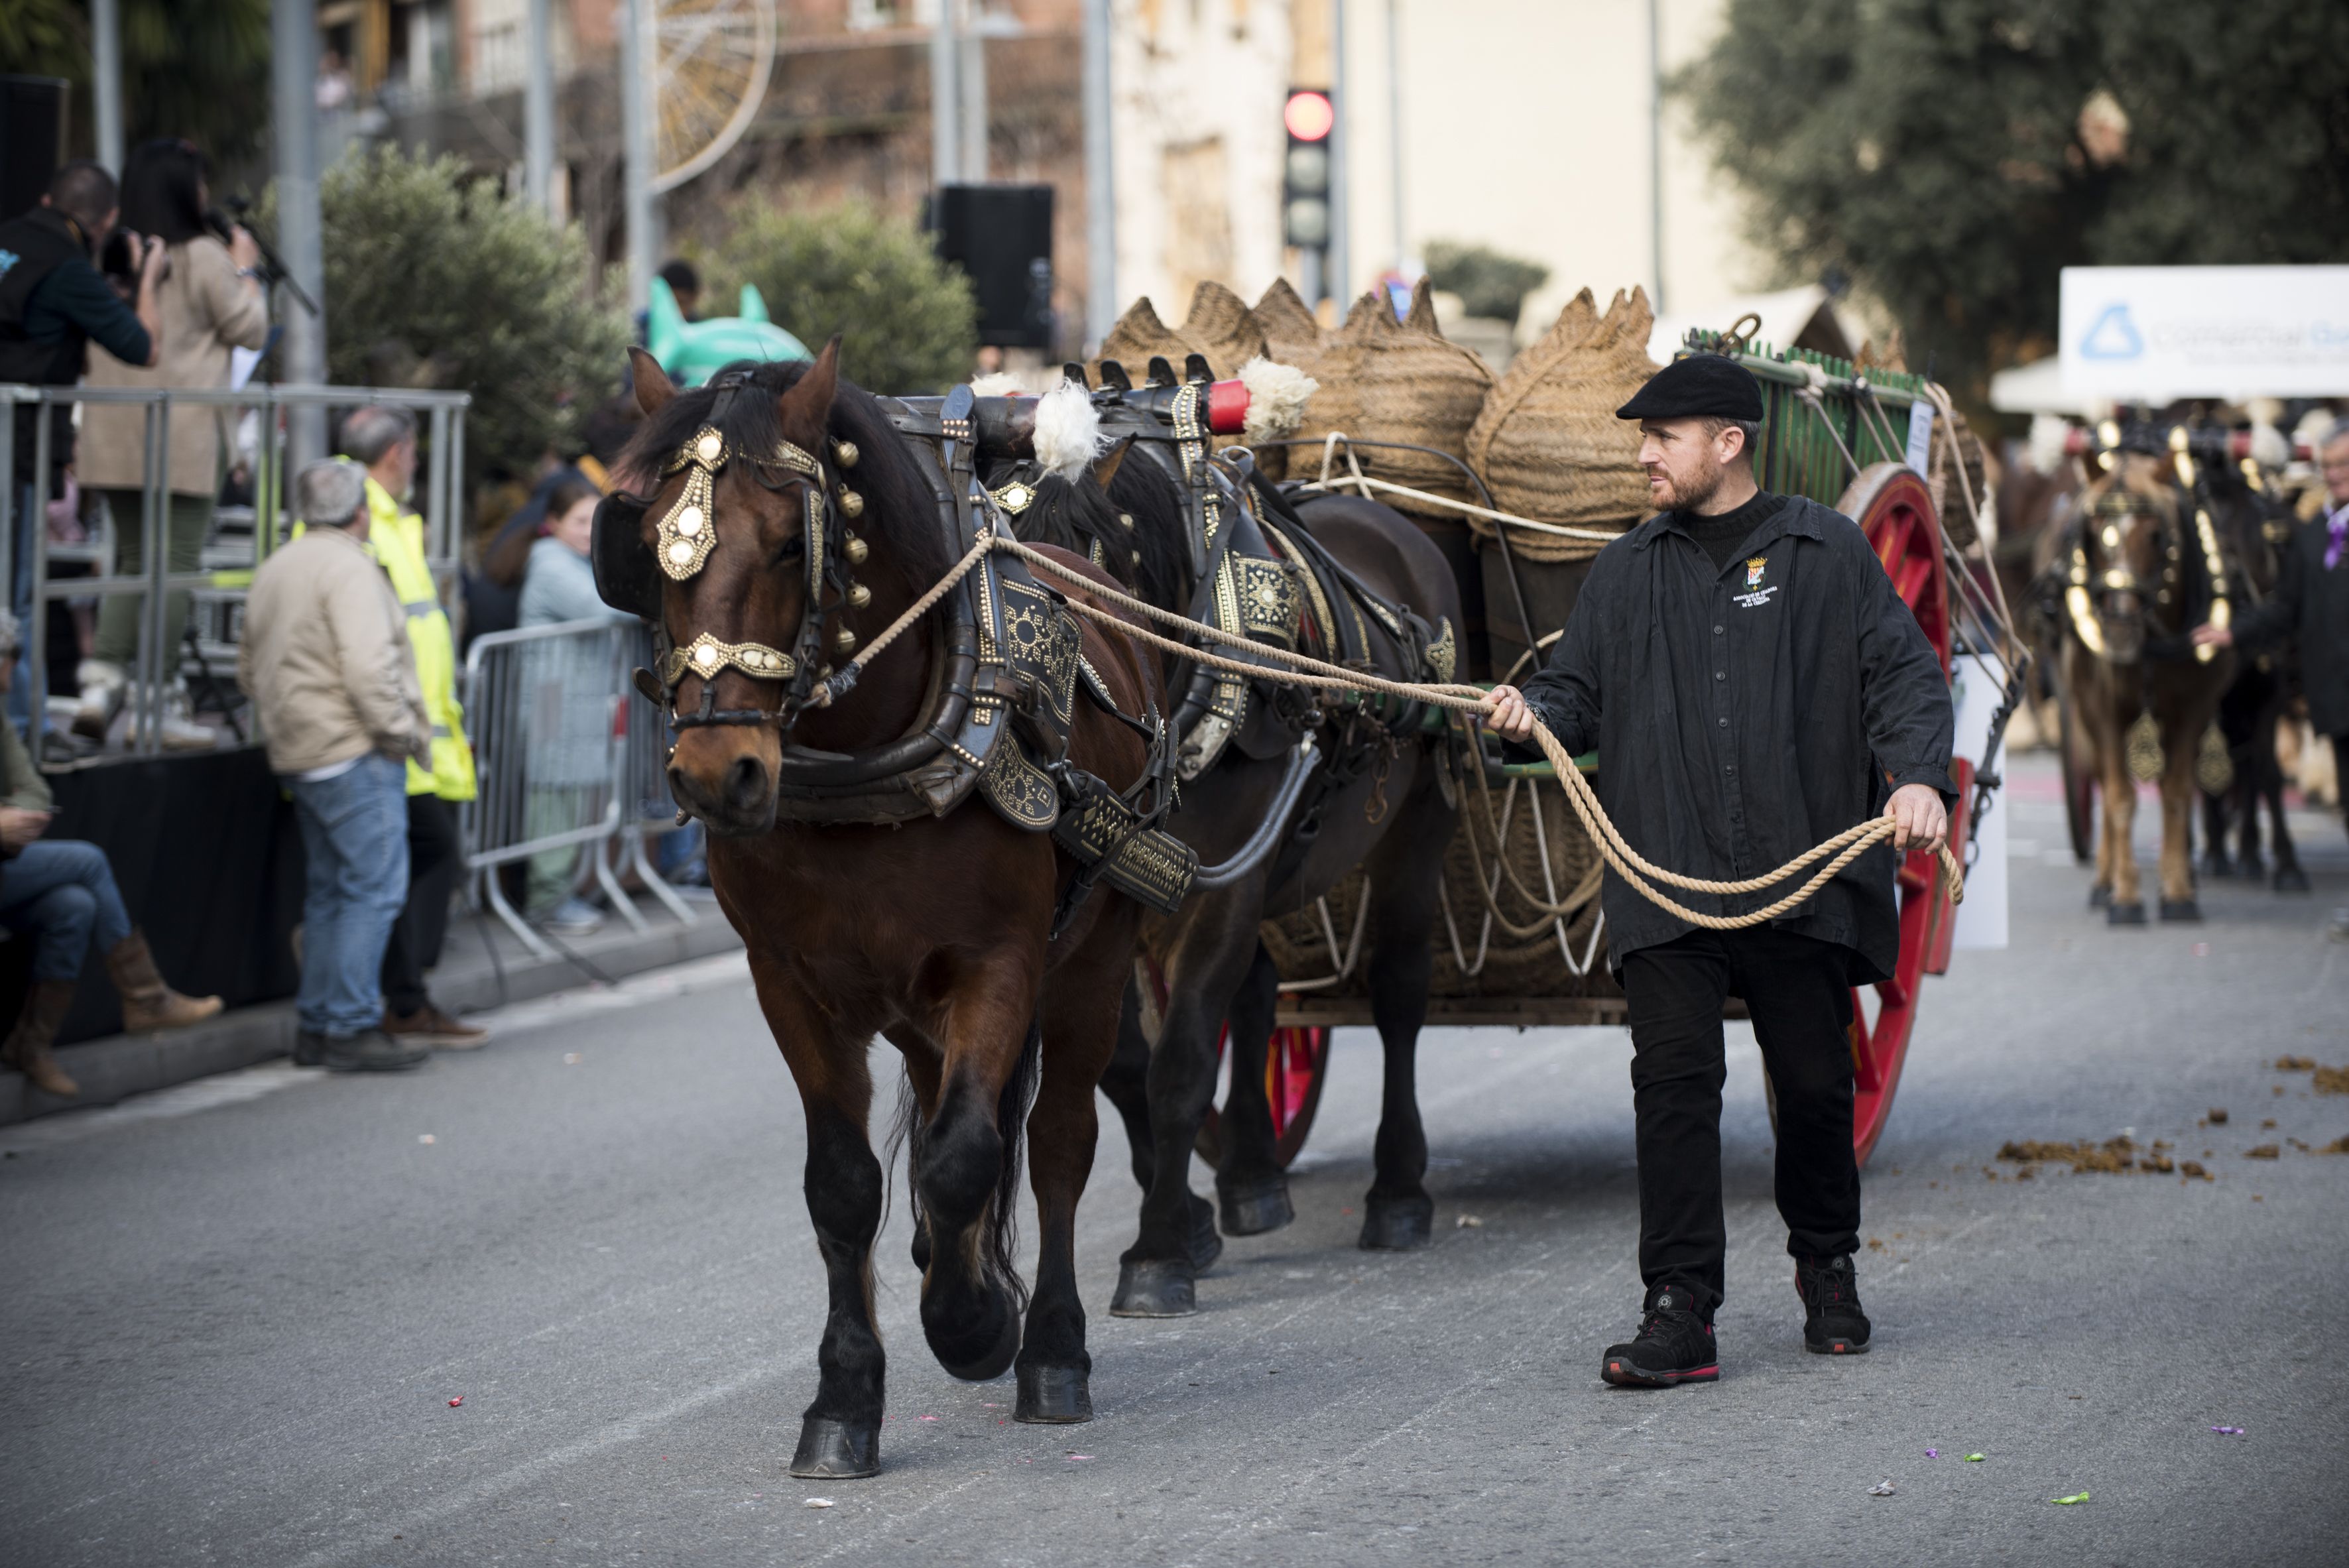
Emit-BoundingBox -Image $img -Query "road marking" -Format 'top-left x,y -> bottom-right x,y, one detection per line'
0,1063 -> 324,1154
0,952 -> 754,1156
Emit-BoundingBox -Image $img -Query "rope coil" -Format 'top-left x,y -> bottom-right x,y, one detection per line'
819,530 -> 1963,931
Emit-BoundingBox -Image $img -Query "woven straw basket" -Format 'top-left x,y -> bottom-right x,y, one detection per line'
1097,283 -> 1288,475
1281,278 -> 1495,517
1463,286 -> 1659,563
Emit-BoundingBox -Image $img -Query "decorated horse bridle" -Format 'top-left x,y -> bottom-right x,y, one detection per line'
2065,482 -> 2228,662
601,369 -> 869,731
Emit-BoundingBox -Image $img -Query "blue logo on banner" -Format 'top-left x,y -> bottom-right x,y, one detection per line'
2080,303 -> 2144,360
0,249 -> 19,278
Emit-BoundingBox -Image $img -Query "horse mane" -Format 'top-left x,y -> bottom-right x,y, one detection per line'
1003,467 -> 1142,589
616,357 -> 958,588
1103,454 -> 1194,610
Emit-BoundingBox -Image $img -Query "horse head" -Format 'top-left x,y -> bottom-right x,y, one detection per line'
2070,453 -> 2181,667
599,341 -> 936,836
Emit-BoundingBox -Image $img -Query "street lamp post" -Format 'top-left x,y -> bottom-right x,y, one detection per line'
621,0 -> 655,314
525,0 -> 556,214
91,0 -> 123,176
1083,0 -> 1114,351
271,0 -> 328,467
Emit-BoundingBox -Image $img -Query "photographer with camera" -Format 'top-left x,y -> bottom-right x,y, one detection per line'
76,139 -> 268,749
0,161 -> 164,720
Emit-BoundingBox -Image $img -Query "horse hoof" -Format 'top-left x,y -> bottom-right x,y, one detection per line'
932,1297 -> 1021,1382
1109,1258 -> 1195,1317
2274,864 -> 2311,894
2159,898 -> 2202,923
2237,855 -> 2265,881
1188,1195 -> 1225,1272
790,1417 -> 880,1479
2088,884 -> 2113,909
2200,852 -> 2232,880
1358,1193 -> 1435,1251
2106,900 -> 2147,926
1217,1175 -> 1295,1237
1014,1363 -> 1093,1423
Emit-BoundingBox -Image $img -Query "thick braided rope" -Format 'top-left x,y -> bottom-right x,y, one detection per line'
825,530 -> 1962,928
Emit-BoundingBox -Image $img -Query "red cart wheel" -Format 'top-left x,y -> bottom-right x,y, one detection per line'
1835,462 -> 1958,1168
1195,1023 -> 1333,1170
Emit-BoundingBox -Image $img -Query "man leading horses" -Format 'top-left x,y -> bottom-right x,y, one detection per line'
1486,353 -> 1954,1387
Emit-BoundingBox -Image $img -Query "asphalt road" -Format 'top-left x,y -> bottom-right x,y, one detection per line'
5,756 -> 2347,1567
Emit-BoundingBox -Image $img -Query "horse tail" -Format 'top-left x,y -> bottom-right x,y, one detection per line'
882,1062 -> 922,1252
987,1012 -> 1045,1313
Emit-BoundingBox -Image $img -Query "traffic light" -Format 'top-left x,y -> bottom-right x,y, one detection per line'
1282,88 -> 1334,251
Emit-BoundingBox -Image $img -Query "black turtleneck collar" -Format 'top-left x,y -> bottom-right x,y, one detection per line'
1674,487 -> 1786,573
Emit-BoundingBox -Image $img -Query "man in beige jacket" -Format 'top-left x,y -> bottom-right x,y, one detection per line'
239,460 -> 432,1073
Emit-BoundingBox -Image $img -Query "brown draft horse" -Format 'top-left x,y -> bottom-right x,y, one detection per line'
617,345 -> 1163,1477
2057,447 -> 2234,922
1003,435 -> 1463,1317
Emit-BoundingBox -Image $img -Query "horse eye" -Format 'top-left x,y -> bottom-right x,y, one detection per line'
773,533 -> 806,565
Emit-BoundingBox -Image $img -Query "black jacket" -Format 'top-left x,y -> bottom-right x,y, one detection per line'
1514,493 -> 1956,982
2232,503 -> 2349,737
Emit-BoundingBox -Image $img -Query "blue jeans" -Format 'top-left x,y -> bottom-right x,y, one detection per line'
0,839 -> 135,981
288,753 -> 410,1036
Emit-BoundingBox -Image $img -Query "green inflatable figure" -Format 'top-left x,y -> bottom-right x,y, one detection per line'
646,276 -> 810,387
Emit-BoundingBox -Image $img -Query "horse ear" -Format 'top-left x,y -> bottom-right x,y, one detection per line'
1091,434 -> 1134,491
629,347 -> 675,418
780,334 -> 842,434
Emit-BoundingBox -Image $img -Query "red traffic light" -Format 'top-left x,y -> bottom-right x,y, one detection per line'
1284,90 -> 1335,142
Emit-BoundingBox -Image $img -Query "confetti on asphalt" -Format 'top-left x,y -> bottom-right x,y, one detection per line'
2210,1425 -> 2246,1435
1067,1454 -> 1093,1462
804,1498 -> 834,1509
418,1134 -> 436,1144
1924,1449 -> 1939,1458
1964,1453 -> 1986,1463
448,1396 -> 463,1408
564,1053 -> 581,1065
917,1416 -> 939,1422
1866,1480 -> 1896,1496
2051,1492 -> 2090,1505
1455,1215 -> 1484,1229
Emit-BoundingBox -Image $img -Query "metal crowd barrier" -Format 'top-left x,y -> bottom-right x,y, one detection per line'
0,382 -> 470,758
459,618 -> 695,959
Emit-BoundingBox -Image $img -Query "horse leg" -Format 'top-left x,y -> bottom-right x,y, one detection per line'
914,958 -> 1042,1382
2158,693 -> 2208,919
1015,920 -> 1130,1423
1356,780 -> 1447,1252
2198,780 -> 2233,879
2102,720 -> 2145,922
748,964 -> 888,1480
1213,943 -> 1295,1236
1103,975 -> 1223,1268
1113,899 -> 1262,1317
2263,705 -> 2310,892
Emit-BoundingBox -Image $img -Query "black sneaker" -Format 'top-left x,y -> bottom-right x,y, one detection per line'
321,1029 -> 430,1074
1600,1284 -> 1720,1387
1795,1253 -> 1872,1354
292,1030 -> 328,1068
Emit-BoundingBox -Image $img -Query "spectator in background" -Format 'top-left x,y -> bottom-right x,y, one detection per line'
0,608 -> 221,1099
518,479 -> 634,934
657,259 -> 701,322
76,138 -> 269,750
333,408 -> 487,1051
239,461 -> 428,1073
0,161 -> 162,723
465,392 -> 641,648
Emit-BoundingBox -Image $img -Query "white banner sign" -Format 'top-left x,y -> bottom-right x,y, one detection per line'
2059,266 -> 2349,401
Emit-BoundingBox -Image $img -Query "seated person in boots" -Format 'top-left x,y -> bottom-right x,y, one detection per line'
0,611 -> 221,1098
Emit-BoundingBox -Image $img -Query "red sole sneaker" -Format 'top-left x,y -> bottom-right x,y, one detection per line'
1601,1357 -> 1720,1388
1804,1336 -> 1869,1355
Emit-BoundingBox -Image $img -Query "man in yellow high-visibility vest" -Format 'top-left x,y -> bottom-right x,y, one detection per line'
337,407 -> 489,1050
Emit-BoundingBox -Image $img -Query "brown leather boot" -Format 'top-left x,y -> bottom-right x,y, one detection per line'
2,980 -> 81,1097
105,932 -> 225,1032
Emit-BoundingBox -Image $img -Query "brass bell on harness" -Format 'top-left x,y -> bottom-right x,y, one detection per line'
833,625 -> 859,655
843,534 -> 869,566
836,485 -> 865,518
831,439 -> 859,469
846,581 -> 873,609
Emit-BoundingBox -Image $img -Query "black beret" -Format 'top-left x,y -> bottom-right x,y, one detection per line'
1615,353 -> 1765,423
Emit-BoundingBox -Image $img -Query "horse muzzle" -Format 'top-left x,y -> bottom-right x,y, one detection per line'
668,731 -> 780,837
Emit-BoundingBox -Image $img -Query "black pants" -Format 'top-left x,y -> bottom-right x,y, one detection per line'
1619,925 -> 1861,1311
381,794 -> 462,1017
